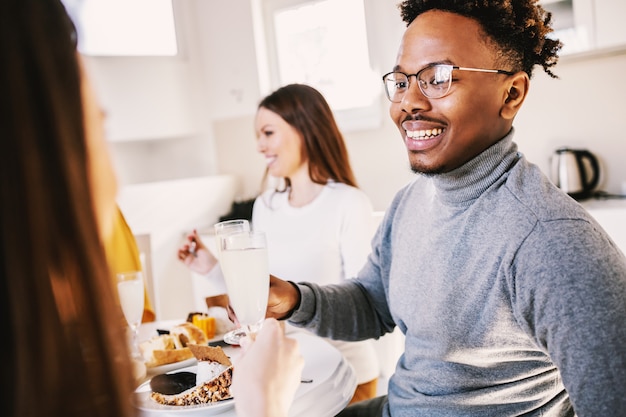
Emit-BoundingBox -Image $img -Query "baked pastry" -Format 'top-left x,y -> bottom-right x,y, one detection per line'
149,344 -> 233,406
150,347 -> 193,367
170,322 -> 208,346
140,322 -> 208,367
187,312 -> 217,339
140,334 -> 183,367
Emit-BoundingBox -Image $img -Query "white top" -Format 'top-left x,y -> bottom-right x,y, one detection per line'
252,182 -> 380,383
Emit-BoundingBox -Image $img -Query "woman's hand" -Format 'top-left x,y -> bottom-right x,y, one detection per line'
231,318 -> 304,417
176,230 -> 217,275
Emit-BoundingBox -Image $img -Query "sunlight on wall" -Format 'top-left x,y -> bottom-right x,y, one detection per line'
62,0 -> 177,56
273,0 -> 379,110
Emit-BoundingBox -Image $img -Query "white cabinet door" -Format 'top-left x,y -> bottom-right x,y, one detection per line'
594,0 -> 626,50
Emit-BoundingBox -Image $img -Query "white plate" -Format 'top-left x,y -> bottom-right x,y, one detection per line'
146,357 -> 197,376
133,366 -> 234,416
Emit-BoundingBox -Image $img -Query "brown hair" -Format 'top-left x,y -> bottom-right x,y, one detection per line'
257,84 -> 358,192
398,0 -> 562,78
0,1 -> 134,416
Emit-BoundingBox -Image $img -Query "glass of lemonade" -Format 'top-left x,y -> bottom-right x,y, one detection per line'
116,271 -> 145,359
219,230 -> 269,344
213,219 -> 250,343
213,219 -> 250,259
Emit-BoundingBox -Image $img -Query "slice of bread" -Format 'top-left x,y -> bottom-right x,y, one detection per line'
140,334 -> 179,367
170,322 -> 208,346
140,322 -> 208,367
150,347 -> 193,367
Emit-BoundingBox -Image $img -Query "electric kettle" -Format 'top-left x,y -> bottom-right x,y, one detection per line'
550,147 -> 600,200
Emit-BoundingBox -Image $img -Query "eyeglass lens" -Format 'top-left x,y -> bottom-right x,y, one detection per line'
383,65 -> 453,102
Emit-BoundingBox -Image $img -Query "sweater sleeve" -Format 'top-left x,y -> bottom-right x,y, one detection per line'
512,217 -> 626,416
288,279 -> 395,342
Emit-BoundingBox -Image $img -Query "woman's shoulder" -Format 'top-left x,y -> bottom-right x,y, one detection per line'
325,181 -> 366,196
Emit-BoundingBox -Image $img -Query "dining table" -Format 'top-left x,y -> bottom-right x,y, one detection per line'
134,323 -> 357,417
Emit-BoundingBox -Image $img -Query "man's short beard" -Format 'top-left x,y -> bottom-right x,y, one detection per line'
410,162 -> 444,176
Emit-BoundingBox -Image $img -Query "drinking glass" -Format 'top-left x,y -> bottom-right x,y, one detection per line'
213,219 -> 251,344
214,219 -> 251,250
117,271 -> 145,359
219,230 -> 270,345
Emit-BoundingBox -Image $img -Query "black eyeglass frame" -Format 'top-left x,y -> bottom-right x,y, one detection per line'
382,64 -> 515,102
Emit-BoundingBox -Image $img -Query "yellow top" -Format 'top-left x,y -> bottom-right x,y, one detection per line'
105,207 -> 156,323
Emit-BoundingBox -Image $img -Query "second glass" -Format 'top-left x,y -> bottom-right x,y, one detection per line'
213,219 -> 251,344
213,219 -> 251,257
219,230 -> 270,345
116,271 -> 145,359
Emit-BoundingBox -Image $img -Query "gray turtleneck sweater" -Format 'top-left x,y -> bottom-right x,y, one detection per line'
288,131 -> 626,416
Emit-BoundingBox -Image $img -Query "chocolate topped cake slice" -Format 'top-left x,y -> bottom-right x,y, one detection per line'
150,344 -> 233,406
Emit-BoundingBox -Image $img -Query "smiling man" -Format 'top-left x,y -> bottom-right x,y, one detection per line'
384,9 -> 526,175
265,1 -> 626,416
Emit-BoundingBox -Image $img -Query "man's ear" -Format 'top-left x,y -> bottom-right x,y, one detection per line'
501,72 -> 529,120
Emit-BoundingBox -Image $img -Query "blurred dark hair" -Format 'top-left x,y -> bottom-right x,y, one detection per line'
398,0 -> 562,78
258,83 -> 358,193
0,1 -> 134,416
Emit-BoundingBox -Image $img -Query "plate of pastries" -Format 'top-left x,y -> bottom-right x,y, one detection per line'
138,309 -> 236,375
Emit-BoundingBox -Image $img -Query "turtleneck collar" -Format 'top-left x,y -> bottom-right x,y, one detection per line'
432,128 -> 520,205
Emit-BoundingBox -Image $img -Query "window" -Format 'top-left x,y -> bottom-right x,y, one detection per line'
255,0 -> 381,131
61,0 -> 178,56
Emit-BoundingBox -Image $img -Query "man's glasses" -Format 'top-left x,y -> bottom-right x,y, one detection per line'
382,64 -> 515,102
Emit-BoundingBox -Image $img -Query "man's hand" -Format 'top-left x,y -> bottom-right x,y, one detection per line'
266,275 -> 301,320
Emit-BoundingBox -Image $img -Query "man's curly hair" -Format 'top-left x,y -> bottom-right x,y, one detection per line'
398,0 -> 562,79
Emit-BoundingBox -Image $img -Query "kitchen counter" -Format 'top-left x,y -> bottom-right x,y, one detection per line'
580,198 -> 626,254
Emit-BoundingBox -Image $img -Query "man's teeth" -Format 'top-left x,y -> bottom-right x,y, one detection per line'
406,128 -> 443,140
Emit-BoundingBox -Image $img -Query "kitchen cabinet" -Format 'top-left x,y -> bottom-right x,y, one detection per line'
85,57 -> 197,142
582,199 -> 626,254
543,0 -> 626,56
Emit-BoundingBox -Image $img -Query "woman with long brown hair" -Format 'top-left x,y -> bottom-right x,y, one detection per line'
1,2 -> 307,416
0,0 -> 134,416
180,84 -> 380,403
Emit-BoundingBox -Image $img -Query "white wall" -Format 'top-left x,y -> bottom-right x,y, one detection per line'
515,50 -> 626,195
87,0 -> 626,210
